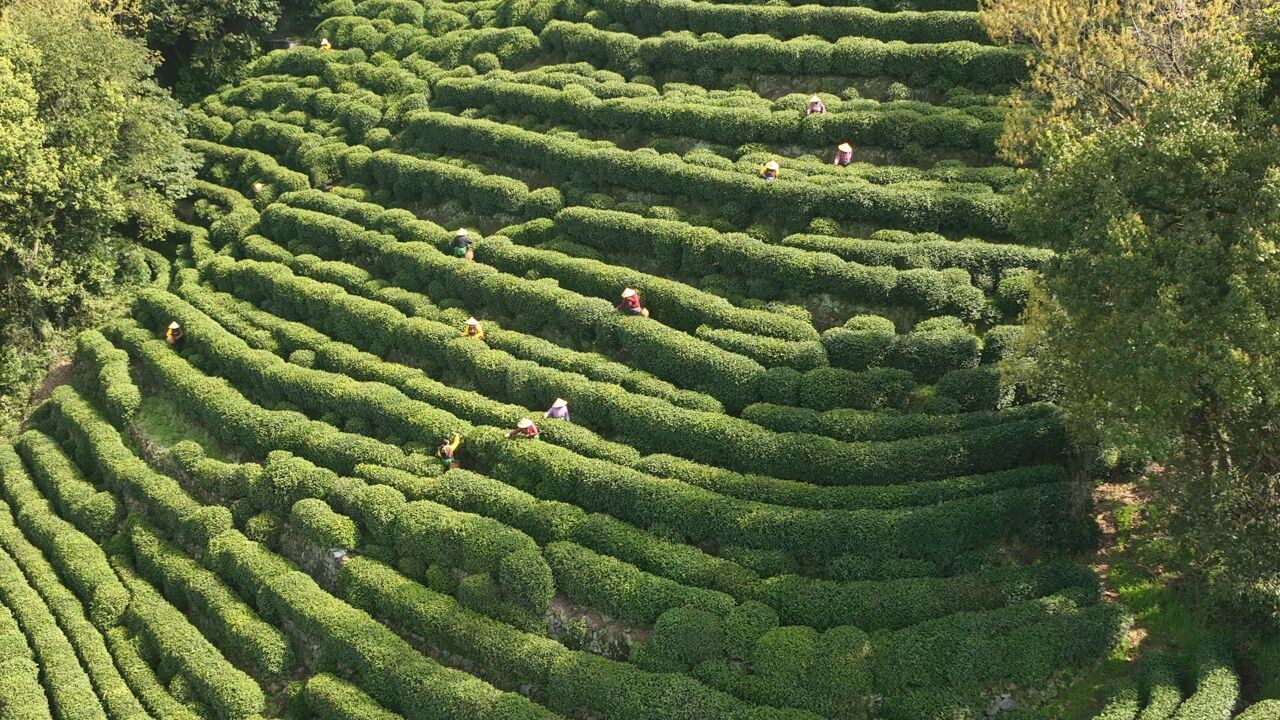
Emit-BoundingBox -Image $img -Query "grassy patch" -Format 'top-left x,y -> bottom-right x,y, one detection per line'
131,392 -> 240,462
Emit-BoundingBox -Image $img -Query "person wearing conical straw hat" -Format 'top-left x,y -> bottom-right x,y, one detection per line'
805,94 -> 826,115
451,228 -> 474,259
506,417 -> 540,439
544,397 -> 570,423
833,142 -> 854,167
617,287 -> 648,317
320,37 -> 332,50
759,160 -> 780,182
461,317 -> 485,340
252,181 -> 265,195
164,321 -> 184,348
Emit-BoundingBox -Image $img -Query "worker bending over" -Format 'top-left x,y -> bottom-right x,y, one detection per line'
833,143 -> 854,167
462,317 -> 485,340
617,288 -> 648,317
451,228 -> 474,259
437,433 -> 462,470
507,417 -> 540,440
545,398 -> 570,422
760,160 -> 780,182
164,321 -> 184,348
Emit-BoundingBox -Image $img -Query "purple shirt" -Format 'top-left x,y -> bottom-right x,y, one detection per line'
545,406 -> 570,422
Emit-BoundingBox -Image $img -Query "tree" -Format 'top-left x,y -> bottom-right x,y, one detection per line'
981,0 -> 1264,161
985,0 -> 1280,623
0,0 -> 196,425
140,0 -> 284,100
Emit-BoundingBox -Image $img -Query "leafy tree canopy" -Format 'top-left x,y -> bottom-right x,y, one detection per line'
0,0 -> 197,424
984,0 -> 1280,623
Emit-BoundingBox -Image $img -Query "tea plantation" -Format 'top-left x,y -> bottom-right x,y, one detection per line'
0,0 -> 1271,718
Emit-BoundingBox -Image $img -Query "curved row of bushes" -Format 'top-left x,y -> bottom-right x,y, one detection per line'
0,508 -> 109,720
0,441 -> 128,628
399,109 -> 1010,236
0,598 -> 47,719
541,21 -> 1026,86
192,261 -> 1059,486
738,401 -> 1057,442
126,519 -> 294,679
551,0 -> 987,43
782,231 -> 1050,279
432,74 -> 1005,151
551,206 -> 995,321
14,430 -> 119,541
110,305 -> 1090,563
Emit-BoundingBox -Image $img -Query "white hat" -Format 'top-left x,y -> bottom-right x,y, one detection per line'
516,417 -> 533,428
621,288 -> 636,298
321,37 -> 330,43
552,398 -> 568,409
765,160 -> 779,170
455,228 -> 468,237
838,143 -> 852,153
809,95 -> 821,103
252,181 -> 264,192
466,317 -> 478,325
168,321 -> 181,330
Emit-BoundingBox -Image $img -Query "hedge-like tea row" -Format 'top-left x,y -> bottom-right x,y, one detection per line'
739,401 -> 1059,443
540,21 -> 1026,87
358,464 -> 761,597
74,329 -> 141,425
105,626 -> 202,720
695,326 -> 828,370
114,564 -> 264,719
37,387 -> 235,551
544,541 -> 735,624
1236,700 -> 1280,720
258,201 -> 815,344
754,560 -> 1096,630
0,535 -> 105,720
1137,652 -> 1183,720
126,519 -> 294,679
193,262 -> 1062,487
552,207 -> 990,321
636,454 -> 1069,511
783,231 -> 1051,279
470,427 -> 1094,560
231,208 -> 767,409
399,110 -> 1010,237
302,674 -> 405,720
0,441 -> 128,627
0,494 -> 153,720
273,189 -> 721,410
822,315 -> 980,381
869,592 -> 1130,719
290,497 -> 361,549
431,75 -> 1004,151
339,556 -> 820,720
242,203 -> 942,415
207,530 -> 560,720
329,473 -> 554,620
471,234 -> 820,342
1172,646 -> 1239,720
127,283 -> 1070,564
0,601 -> 50,720
106,323 -> 435,477
316,14 -> 543,69
1090,684 -> 1140,720
186,138 -> 310,199
14,431 -> 119,541
545,0 -> 987,43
